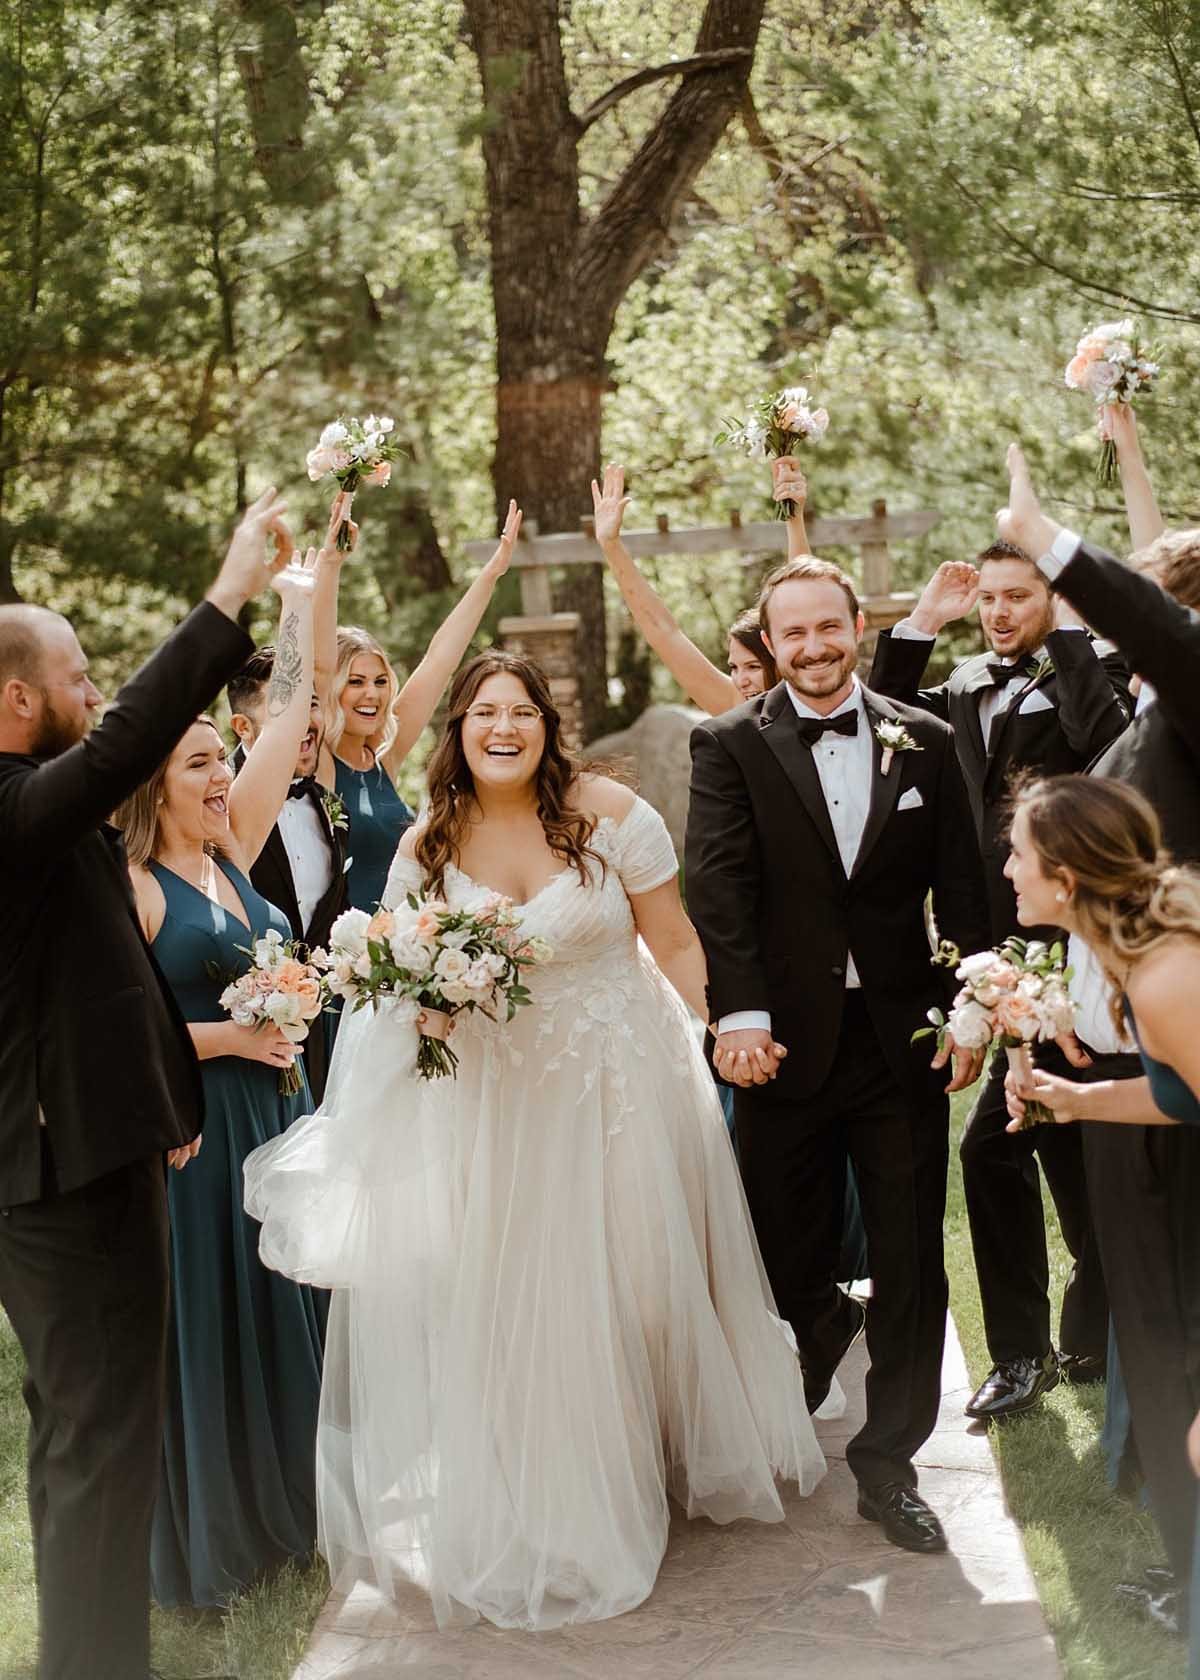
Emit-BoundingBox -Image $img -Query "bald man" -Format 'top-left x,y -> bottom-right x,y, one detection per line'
0,490 -> 291,1680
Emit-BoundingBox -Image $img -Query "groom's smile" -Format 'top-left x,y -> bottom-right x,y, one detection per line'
761,574 -> 865,714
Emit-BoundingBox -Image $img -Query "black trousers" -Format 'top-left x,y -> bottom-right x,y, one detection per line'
736,993 -> 949,1489
0,1151 -> 170,1680
1080,1063 -> 1200,1596
960,1041 -> 1108,1365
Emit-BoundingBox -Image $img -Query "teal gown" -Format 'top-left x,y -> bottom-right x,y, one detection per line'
334,754 -> 414,914
148,857 -> 327,1609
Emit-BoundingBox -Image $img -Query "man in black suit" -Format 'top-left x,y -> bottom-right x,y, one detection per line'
686,556 -> 990,1554
868,541 -> 1131,1421
0,489 -> 291,1680
998,441 -> 1200,1631
228,650 -> 347,1101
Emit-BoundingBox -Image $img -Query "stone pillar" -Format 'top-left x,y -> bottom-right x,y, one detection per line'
498,612 -> 584,751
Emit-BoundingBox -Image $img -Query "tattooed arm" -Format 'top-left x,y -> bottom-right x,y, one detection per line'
227,549 -> 319,868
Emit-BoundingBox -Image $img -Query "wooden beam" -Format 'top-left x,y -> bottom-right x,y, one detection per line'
462,510 -> 940,568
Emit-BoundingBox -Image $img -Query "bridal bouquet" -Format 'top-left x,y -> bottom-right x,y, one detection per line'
914,936 -> 1076,1129
305,414 -> 399,550
318,895 -> 551,1080
216,929 -> 326,1095
1064,319 -> 1160,485
716,385 -> 829,518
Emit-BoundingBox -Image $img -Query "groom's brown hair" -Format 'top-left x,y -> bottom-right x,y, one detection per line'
756,558 -> 860,635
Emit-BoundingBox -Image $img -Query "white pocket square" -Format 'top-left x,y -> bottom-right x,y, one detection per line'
1018,689 -> 1055,715
898,787 -> 924,811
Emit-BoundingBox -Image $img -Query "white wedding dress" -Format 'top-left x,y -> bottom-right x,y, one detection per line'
243,796 -> 826,1631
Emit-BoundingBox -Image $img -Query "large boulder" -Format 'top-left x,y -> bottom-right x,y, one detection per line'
584,703 -> 704,856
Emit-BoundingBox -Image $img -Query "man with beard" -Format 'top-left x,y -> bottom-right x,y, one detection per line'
686,556 -> 990,1554
862,531 -> 1131,1423
0,488 -> 291,1680
228,654 -> 346,1101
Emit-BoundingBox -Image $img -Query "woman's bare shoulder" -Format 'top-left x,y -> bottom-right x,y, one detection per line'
573,772 -> 637,824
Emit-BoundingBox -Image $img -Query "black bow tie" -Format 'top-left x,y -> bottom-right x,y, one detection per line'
985,655 -> 1038,688
286,776 -> 317,801
796,710 -> 859,747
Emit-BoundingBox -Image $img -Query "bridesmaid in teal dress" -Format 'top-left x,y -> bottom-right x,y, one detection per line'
116,542 -> 329,1606
313,497 -> 523,913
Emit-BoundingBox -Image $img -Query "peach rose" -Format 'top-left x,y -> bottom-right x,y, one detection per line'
364,461 -> 392,488
367,908 -> 395,940
414,908 -> 442,940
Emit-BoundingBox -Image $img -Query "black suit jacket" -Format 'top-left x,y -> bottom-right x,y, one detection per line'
230,746 -> 348,1098
1052,539 -> 1200,864
0,603 -> 253,1207
685,682 -> 990,1103
869,626 -> 1131,939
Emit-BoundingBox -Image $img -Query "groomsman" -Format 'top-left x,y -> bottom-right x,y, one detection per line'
867,537 -> 1131,1421
686,556 -> 989,1553
0,490 -> 288,1680
228,650 -> 347,1101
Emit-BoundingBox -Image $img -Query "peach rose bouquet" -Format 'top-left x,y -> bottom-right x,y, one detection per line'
217,928 -> 327,1095
1064,319 -> 1159,485
304,414 -> 399,550
316,894 -> 550,1080
716,385 -> 829,518
914,937 -> 1076,1129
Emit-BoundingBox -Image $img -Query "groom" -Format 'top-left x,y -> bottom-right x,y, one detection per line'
686,557 -> 990,1553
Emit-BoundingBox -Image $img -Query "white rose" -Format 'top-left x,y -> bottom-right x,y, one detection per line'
330,907 -> 372,958
480,951 -> 509,979
320,421 -> 350,447
947,999 -> 993,1050
378,416 -> 395,433
438,927 -> 471,950
438,979 -> 472,1005
353,952 -> 374,979
957,951 -> 1003,985
390,931 -> 435,975
434,946 -> 470,982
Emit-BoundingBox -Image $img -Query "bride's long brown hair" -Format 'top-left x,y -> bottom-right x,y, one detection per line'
415,652 -> 605,897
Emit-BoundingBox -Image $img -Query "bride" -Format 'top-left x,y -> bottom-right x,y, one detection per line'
244,649 -> 827,1632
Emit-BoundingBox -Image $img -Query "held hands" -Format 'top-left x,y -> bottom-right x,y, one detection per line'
166,1136 -> 203,1171
713,1028 -> 789,1087
485,499 -> 523,578
909,561 -> 980,635
996,444 -> 1061,562
930,1030 -> 986,1094
771,457 -> 808,513
591,465 -> 632,548
230,1021 -> 300,1071
210,488 -> 295,615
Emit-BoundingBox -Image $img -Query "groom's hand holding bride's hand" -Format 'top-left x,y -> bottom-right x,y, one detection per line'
714,1029 -> 788,1087
931,1030 -> 986,1094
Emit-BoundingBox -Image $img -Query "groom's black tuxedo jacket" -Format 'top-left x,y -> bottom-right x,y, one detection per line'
0,603 -> 253,1207
686,682 -> 990,1103
869,627 -> 1131,940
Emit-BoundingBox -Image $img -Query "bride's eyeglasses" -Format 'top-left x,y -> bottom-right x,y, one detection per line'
463,703 -> 543,729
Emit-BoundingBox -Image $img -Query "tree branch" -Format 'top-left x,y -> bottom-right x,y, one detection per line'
576,48 -> 752,134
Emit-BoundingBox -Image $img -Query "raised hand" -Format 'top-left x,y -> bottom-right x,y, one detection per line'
996,443 -> 1060,561
484,499 -> 523,578
909,561 -> 980,635
270,543 -> 320,603
591,465 -> 633,548
771,457 -> 807,510
209,488 -> 295,619
320,492 -> 358,560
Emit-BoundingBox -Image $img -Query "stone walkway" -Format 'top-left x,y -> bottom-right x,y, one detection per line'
293,1319 -> 1059,1679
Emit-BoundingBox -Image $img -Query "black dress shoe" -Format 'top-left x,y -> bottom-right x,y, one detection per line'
803,1295 -> 867,1412
1058,1351 -> 1106,1385
857,1482 -> 947,1553
964,1352 -> 1059,1420
1114,1576 -> 1184,1636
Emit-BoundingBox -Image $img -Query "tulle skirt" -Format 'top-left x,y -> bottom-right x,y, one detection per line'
244,948 -> 828,1630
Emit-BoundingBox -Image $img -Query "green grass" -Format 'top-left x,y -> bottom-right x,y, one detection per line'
946,1087 -> 1186,1680
0,1099 -> 1185,1677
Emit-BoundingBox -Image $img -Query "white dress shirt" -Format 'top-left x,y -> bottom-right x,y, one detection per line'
718,681 -> 870,1037
276,790 -> 334,936
891,617 -> 1088,747
1067,934 -> 1134,1055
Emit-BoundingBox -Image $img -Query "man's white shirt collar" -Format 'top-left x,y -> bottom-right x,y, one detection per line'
785,676 -> 863,721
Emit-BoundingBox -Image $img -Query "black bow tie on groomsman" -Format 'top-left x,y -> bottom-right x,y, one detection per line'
796,710 -> 859,747
985,654 -> 1039,687
286,776 -> 317,800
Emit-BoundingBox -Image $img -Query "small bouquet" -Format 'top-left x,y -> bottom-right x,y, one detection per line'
914,936 -> 1076,1129
216,929 -> 326,1096
305,414 -> 400,550
318,894 -> 550,1080
716,385 -> 829,518
1064,319 -> 1160,485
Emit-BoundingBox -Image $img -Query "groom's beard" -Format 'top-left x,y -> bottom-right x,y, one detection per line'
779,646 -> 858,701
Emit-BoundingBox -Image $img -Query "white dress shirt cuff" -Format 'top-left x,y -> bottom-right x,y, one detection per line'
717,1011 -> 772,1037
889,618 -> 935,642
1037,527 -> 1082,583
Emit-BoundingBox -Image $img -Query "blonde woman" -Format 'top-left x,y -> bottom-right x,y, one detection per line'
313,496 -> 522,911
114,549 -> 329,1609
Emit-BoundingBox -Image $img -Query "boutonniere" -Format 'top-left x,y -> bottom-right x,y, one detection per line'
875,719 -> 923,777
1030,655 -> 1054,684
322,789 -> 349,833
